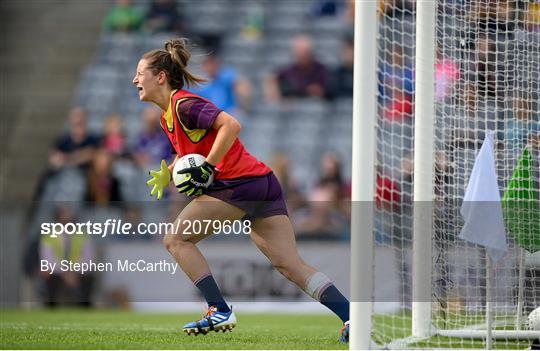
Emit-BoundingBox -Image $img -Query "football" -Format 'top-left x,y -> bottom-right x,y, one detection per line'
172,153 -> 213,188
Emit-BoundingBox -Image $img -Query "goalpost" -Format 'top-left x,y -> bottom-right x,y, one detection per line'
411,0 -> 436,339
351,0 -> 540,349
350,0 -> 377,349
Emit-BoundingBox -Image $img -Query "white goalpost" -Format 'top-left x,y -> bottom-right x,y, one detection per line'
350,0 -> 378,349
411,0 -> 436,339
350,0 -> 540,349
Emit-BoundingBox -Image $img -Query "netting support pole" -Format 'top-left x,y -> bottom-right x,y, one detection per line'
350,0 -> 378,349
412,0 -> 437,338
486,253 -> 493,350
515,248 -> 526,330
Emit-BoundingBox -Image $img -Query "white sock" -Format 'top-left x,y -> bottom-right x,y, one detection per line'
304,272 -> 332,301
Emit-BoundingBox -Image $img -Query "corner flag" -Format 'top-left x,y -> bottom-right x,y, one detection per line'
459,131 -> 508,263
502,148 -> 540,253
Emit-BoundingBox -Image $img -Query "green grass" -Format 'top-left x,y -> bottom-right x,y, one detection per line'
0,309 -> 534,349
0,309 -> 347,350
371,311 -> 532,350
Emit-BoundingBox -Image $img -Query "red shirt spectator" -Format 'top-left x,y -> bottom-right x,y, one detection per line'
376,175 -> 401,211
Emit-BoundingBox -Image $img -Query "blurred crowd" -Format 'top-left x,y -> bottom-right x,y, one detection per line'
26,0 -> 540,306
33,0 -> 540,241
33,0 -> 540,237
34,104 -> 354,237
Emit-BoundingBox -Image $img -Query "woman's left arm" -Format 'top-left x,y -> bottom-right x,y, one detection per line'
205,111 -> 241,166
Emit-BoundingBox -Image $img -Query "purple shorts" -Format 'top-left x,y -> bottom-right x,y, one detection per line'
205,172 -> 289,220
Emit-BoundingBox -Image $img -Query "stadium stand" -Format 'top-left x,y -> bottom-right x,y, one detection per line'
37,1 -> 356,209
23,0 -> 539,248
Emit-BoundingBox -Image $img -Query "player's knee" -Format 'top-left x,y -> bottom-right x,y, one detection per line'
163,233 -> 175,252
163,232 -> 187,252
164,218 -> 190,250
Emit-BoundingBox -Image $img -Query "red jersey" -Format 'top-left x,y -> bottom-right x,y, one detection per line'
160,89 -> 271,180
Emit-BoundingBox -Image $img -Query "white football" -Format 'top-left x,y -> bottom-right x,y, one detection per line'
529,307 -> 540,331
172,153 -> 213,188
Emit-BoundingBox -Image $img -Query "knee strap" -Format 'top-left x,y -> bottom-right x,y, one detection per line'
305,272 -> 332,301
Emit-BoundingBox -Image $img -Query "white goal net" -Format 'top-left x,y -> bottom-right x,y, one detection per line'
371,0 -> 540,349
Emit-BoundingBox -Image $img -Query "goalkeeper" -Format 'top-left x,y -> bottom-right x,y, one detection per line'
136,38 -> 351,342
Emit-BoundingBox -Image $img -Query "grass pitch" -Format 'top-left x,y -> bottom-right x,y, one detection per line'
0,309 -> 347,349
1,309 -> 534,349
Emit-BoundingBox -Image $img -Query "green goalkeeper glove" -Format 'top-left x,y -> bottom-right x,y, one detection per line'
146,160 -> 171,200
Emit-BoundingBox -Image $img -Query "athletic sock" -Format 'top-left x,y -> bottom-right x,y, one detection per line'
319,284 -> 350,323
194,274 -> 231,313
305,272 -> 350,323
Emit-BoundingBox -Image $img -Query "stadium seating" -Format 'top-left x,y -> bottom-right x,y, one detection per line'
67,2 -> 355,196
53,0 -> 410,223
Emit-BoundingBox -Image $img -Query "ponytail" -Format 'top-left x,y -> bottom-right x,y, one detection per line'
142,38 -> 206,89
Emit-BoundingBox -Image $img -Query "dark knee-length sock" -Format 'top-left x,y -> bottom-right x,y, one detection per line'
194,274 -> 230,313
319,284 -> 350,323
305,272 -> 349,323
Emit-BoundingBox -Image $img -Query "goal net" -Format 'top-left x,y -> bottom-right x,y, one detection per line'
370,0 -> 540,349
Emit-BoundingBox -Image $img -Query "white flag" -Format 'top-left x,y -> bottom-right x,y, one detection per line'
459,131 -> 508,263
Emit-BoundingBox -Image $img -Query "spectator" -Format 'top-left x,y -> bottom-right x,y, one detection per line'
311,1 -> 341,17
85,148 -> 122,205
103,0 -> 143,33
133,106 -> 172,169
190,51 -> 252,115
289,152 -> 350,240
270,152 -> 305,211
374,172 -> 401,245
317,152 -> 346,199
379,0 -> 415,18
241,2 -> 264,41
379,46 -> 414,100
467,1 -> 515,36
451,82 -> 501,149
331,38 -> 354,98
264,35 -> 330,102
375,174 -> 401,212
379,46 -> 414,122
515,1 -> 540,40
36,107 -> 96,205
435,49 -> 459,103
40,206 -> 95,307
434,151 -> 452,204
339,0 -> 354,40
506,95 -> 540,157
463,81 -> 478,116
102,114 -> 127,156
49,107 -> 100,171
345,0 -> 354,25
143,0 -> 184,34
526,1 -> 540,32
293,184 -> 347,240
468,33 -> 499,98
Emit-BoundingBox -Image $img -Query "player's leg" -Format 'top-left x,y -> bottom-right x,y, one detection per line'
250,215 -> 350,326
164,195 -> 245,334
164,194 -> 244,282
